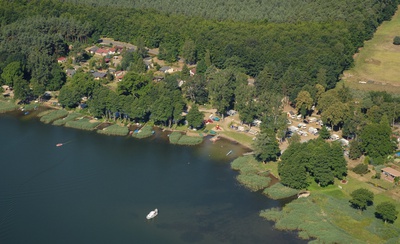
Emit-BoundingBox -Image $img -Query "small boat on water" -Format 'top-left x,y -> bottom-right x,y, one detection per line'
146,209 -> 158,220
56,143 -> 63,147
226,150 -> 233,156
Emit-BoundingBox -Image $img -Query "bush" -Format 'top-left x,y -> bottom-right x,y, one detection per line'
352,163 -> 369,175
393,36 -> 400,45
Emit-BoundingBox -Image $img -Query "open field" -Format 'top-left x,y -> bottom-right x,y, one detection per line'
342,7 -> 400,94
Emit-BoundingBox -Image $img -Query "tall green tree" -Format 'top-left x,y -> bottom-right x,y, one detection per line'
350,188 -> 374,211
186,104 -> 204,129
375,202 -> 398,223
253,131 -> 280,162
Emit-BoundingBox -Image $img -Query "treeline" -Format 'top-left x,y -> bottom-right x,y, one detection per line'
62,0 -> 397,24
0,0 -> 397,104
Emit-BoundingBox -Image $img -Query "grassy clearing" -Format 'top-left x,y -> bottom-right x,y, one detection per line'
0,100 -> 18,113
342,8 -> 400,94
65,118 -> 101,131
220,131 -> 254,148
97,124 -> 129,136
262,183 -> 299,200
132,124 -> 154,139
39,110 -> 69,124
53,113 -> 82,126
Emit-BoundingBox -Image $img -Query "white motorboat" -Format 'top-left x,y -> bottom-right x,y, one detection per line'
146,208 -> 158,220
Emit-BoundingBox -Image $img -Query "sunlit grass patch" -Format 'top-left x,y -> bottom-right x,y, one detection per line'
97,124 -> 129,136
39,109 -> 68,124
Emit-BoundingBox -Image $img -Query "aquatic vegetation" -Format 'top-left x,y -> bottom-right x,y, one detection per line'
65,118 -> 101,131
97,124 -> 129,136
39,109 -> 69,124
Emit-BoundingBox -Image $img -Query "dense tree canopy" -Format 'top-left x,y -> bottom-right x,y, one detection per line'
350,188 -> 374,211
375,202 -> 398,223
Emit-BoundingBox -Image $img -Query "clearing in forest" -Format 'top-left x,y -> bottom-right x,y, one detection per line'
342,6 -> 400,94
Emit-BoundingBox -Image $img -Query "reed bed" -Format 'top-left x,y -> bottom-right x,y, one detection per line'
65,118 -> 101,131
236,174 -> 271,191
168,131 -> 203,145
168,131 -> 182,144
132,124 -> 154,139
40,110 -> 69,124
262,183 -> 299,200
53,113 -> 82,126
97,124 -> 129,136
0,100 -> 18,113
259,194 -> 393,243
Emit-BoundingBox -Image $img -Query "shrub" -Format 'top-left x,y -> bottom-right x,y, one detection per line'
352,163 -> 368,175
393,36 -> 400,45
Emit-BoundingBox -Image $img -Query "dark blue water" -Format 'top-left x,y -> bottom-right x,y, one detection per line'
0,113 -> 304,244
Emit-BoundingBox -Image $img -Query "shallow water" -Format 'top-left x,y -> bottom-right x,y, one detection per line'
0,113 -> 305,244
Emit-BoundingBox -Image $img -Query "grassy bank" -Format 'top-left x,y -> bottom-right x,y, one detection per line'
0,100 -> 18,113
262,183 -> 299,200
97,124 -> 129,136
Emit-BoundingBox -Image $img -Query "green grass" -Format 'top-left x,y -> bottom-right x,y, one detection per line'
39,109 -> 69,124
342,8 -> 400,94
262,183 -> 299,200
132,124 -> 154,139
97,124 -> 129,136
53,113 -> 82,126
65,118 -> 101,131
221,131 -> 254,148
0,100 -> 18,113
169,131 -> 183,144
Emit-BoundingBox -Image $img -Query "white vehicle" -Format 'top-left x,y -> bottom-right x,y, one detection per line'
146,209 -> 158,220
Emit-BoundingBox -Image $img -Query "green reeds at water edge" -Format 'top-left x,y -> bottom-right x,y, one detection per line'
262,183 -> 299,200
65,118 -> 101,131
132,124 -> 154,139
97,124 -> 129,136
53,113 -> 81,126
168,131 -> 203,145
39,110 -> 69,124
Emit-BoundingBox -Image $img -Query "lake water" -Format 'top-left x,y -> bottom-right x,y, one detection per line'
0,112 -> 304,244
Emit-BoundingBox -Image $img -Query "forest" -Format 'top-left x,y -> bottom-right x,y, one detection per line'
0,0 -> 400,175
